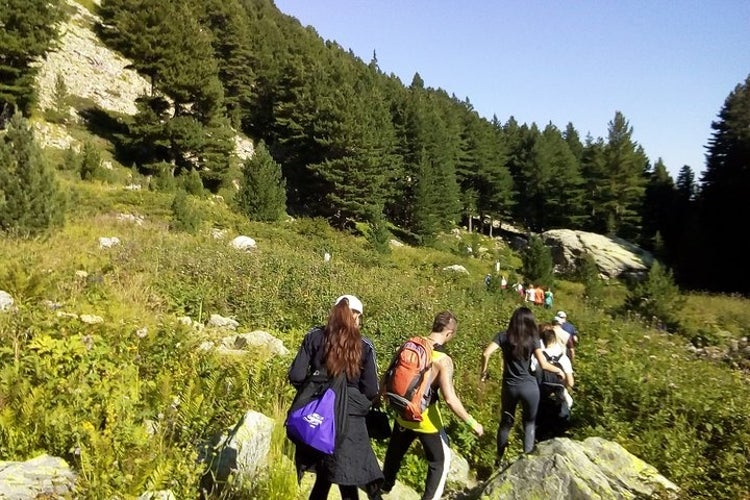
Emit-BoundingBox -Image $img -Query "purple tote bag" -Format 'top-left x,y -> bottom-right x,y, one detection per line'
286,387 -> 337,455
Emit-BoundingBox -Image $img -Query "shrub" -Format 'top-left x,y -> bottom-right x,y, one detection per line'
624,261 -> 685,330
170,190 -> 202,234
0,113 -> 66,236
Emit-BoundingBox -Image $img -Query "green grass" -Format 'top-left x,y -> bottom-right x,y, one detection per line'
0,141 -> 748,498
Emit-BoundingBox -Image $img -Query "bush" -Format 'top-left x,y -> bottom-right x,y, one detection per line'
521,234 -> 554,286
624,261 -> 685,330
170,190 -> 202,234
0,113 -> 66,236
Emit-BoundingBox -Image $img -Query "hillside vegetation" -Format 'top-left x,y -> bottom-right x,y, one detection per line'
1,0 -> 749,498
1,141 -> 749,498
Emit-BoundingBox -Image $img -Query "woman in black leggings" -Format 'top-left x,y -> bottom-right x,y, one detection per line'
480,307 -> 565,461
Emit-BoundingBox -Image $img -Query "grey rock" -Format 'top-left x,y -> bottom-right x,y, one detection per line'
542,229 -> 654,279
0,454 -> 76,500
222,331 -> 290,357
0,290 -> 14,312
208,314 -> 239,330
478,437 -> 679,499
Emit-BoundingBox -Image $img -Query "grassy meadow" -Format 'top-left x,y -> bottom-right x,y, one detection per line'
1,140 -> 749,499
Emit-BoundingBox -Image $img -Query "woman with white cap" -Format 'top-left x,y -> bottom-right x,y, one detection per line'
288,295 -> 383,499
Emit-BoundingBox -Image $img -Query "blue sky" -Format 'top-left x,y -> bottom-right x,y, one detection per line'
273,1 -> 750,177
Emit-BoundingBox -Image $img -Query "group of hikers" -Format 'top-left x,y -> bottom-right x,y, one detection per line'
484,274 -> 555,309
287,295 -> 579,500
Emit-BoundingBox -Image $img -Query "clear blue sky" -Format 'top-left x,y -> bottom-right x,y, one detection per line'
273,1 -> 750,177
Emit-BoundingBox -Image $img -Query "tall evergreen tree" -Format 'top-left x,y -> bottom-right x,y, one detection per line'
0,114 -> 65,235
0,0 -> 62,116
237,140 -> 287,221
588,112 -> 648,238
522,235 -> 554,286
640,158 -> 676,258
694,74 -> 750,293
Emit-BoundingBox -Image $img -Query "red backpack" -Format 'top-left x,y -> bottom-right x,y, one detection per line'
384,337 -> 434,422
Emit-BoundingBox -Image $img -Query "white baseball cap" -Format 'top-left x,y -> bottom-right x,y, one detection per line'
335,295 -> 363,314
555,311 -> 567,320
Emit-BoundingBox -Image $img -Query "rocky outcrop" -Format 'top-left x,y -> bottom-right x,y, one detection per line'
542,229 -> 654,279
199,410 -> 275,496
34,0 -> 150,117
477,437 -> 679,499
0,454 -> 77,499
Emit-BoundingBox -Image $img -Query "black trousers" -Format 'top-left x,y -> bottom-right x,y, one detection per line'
381,424 -> 451,500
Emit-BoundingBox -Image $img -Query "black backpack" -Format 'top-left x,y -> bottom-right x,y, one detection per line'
536,352 -> 566,401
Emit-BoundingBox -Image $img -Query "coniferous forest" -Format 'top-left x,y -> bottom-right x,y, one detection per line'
2,0 -> 749,294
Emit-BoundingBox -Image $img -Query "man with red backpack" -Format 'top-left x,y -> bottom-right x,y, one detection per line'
377,311 -> 484,500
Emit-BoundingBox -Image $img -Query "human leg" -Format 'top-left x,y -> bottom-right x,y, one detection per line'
496,384 -> 520,461
337,484 -> 359,500
418,429 -> 452,500
310,474 -> 332,500
381,423 -> 416,492
519,380 -> 540,453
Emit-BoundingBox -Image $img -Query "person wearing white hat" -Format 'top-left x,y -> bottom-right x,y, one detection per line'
553,311 -> 578,361
288,294 -> 383,499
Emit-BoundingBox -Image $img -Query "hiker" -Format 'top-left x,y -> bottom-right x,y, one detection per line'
525,284 -> 536,303
500,276 -> 508,290
379,311 -> 484,500
532,323 -> 574,413
288,295 -> 383,500
554,310 -> 578,362
534,286 -> 544,307
479,307 -> 565,462
544,288 -> 553,309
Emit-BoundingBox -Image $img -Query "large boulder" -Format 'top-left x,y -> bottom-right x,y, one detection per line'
478,437 -> 679,499
199,411 -> 275,496
0,454 -> 77,499
542,229 -> 653,279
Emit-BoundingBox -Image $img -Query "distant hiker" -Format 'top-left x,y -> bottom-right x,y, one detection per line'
379,311 -> 484,500
514,282 -> 525,298
534,286 -> 544,306
544,289 -> 554,309
480,307 -> 565,462
288,295 -> 383,500
500,276 -> 508,290
525,284 -> 536,303
554,311 -> 579,362
484,274 -> 492,289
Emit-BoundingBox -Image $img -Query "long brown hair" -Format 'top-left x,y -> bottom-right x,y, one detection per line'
506,306 -> 539,360
324,298 -> 363,379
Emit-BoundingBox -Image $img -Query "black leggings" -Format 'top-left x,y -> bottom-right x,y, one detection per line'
309,475 -> 358,500
496,380 -> 539,460
382,425 -> 451,500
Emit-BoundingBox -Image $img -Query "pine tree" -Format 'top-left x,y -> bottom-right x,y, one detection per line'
169,190 -> 202,233
0,114 -> 65,235
522,235 -> 554,286
600,112 -> 648,239
694,74 -> 750,293
640,158 -> 676,258
79,140 -> 102,181
237,141 -> 287,221
0,0 -> 62,115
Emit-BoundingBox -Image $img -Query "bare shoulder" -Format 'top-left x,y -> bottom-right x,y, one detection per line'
435,354 -> 454,377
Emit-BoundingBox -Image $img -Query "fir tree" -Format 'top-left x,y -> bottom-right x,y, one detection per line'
0,0 -> 62,115
0,114 -> 65,235
79,141 -> 102,181
237,141 -> 287,221
521,235 -> 554,286
694,74 -> 750,293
